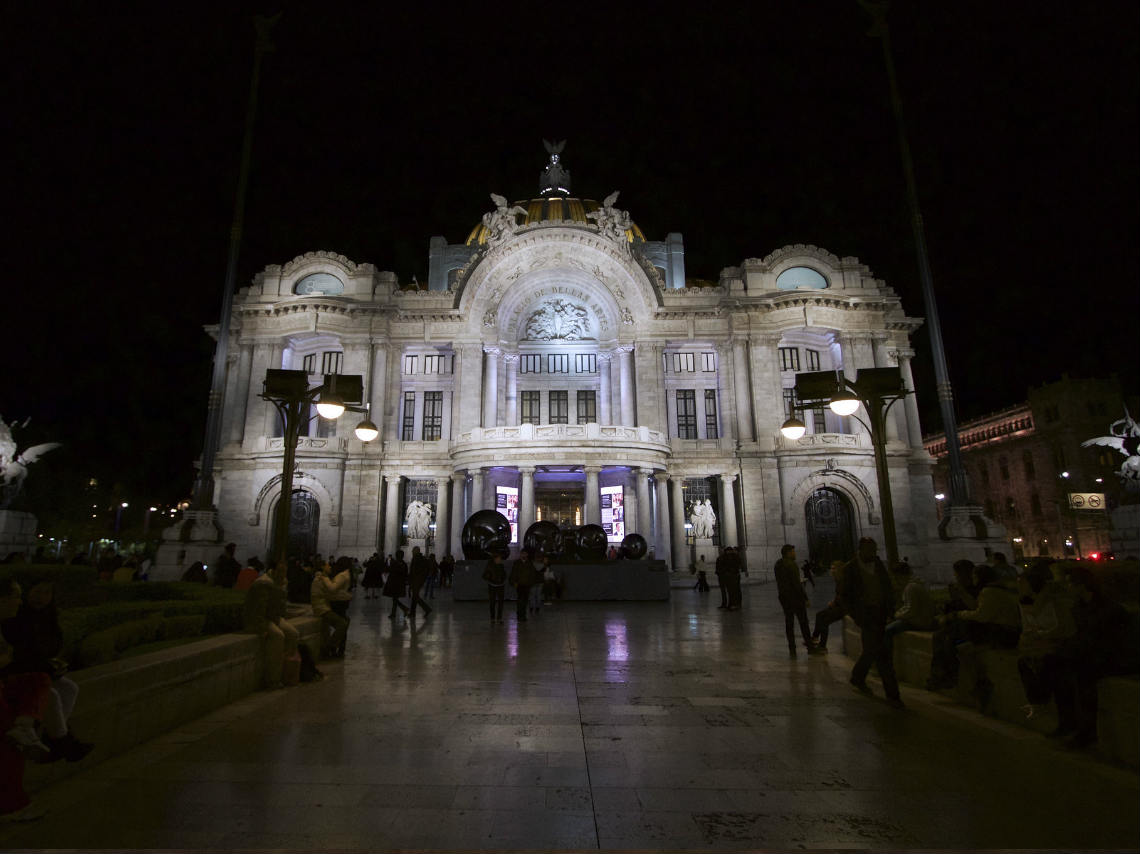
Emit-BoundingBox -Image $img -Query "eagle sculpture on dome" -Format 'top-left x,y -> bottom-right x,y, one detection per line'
540,140 -> 571,195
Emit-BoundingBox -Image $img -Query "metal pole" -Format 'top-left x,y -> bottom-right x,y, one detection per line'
867,395 -> 899,570
271,398 -> 303,564
860,1 -> 971,506
193,15 -> 278,510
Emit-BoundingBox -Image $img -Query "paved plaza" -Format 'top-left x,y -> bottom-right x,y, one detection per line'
3,577 -> 1138,851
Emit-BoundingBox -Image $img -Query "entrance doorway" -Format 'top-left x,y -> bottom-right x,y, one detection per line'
535,485 -> 583,528
271,490 -> 320,559
805,487 -> 854,569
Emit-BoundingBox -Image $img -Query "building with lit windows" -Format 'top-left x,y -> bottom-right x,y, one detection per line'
206,147 -> 940,573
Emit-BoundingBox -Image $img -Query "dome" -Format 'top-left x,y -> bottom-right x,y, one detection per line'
465,196 -> 647,246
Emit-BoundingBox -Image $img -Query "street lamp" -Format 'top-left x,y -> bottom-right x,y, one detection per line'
262,370 -> 375,563
783,368 -> 909,570
114,502 -> 129,536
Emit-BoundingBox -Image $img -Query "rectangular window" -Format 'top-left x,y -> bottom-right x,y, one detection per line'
520,354 -> 541,374
520,391 -> 541,424
575,353 -> 597,373
321,351 -> 343,375
702,352 -> 716,372
549,390 -> 569,424
676,390 -> 697,439
302,353 -> 316,374
422,391 -> 443,440
805,349 -> 821,371
401,391 -> 415,440
403,355 -> 417,375
810,405 -> 826,433
672,352 -> 695,373
577,390 -> 596,424
547,353 -> 569,373
778,347 -> 800,371
782,388 -> 797,419
704,390 -> 718,439
424,354 -> 443,374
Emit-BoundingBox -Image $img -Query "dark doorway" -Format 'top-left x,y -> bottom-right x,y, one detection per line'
272,490 -> 320,559
805,487 -> 854,569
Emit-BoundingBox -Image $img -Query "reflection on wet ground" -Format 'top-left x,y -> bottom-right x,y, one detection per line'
4,578 -> 1137,850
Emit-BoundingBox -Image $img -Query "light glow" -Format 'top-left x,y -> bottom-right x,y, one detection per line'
780,417 -> 806,440
354,419 -> 379,442
829,394 -> 859,417
316,394 -> 345,419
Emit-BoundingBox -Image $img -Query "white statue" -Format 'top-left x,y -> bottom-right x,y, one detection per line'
482,193 -> 529,245
1082,407 -> 1140,486
405,499 -> 434,539
689,498 -> 716,539
586,190 -> 632,252
0,416 -> 61,508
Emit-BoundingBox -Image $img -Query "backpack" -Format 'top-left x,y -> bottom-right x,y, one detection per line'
298,644 -> 323,682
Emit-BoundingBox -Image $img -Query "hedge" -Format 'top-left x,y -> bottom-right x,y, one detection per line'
77,614 -> 207,668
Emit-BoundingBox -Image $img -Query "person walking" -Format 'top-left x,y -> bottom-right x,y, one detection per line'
383,550 -> 410,619
720,547 -> 742,610
361,552 -> 383,600
842,537 -> 904,708
774,545 -> 819,656
508,549 -> 538,622
482,551 -> 507,623
408,547 -> 433,619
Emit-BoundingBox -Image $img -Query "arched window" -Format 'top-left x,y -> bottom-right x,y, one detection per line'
775,266 -> 828,290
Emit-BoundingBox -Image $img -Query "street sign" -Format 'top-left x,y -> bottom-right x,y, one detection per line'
1068,492 -> 1105,510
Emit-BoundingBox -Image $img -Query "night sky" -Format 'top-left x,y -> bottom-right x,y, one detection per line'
5,3 -> 1138,513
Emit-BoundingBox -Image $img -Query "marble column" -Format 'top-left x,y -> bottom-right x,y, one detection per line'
369,344 -> 388,443
482,347 -> 500,428
471,467 -> 486,512
670,476 -> 687,572
894,349 -> 925,448
732,339 -> 753,442
450,472 -> 466,556
839,334 -> 866,434
872,335 -> 902,442
720,473 -> 739,548
617,346 -> 635,425
585,466 -> 601,526
504,353 -> 519,426
223,343 -> 253,445
598,353 -> 613,424
243,342 -> 274,443
636,467 -> 652,540
655,474 -> 672,567
383,475 -> 401,556
518,466 -> 535,542
434,477 -> 450,556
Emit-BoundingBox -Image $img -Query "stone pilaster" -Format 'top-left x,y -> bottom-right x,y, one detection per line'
720,473 -> 738,548
636,467 -> 652,540
504,353 -> 519,425
598,352 -> 613,424
482,346 -> 500,428
451,472 -> 466,556
585,466 -> 601,525
518,466 -> 535,543
617,346 -> 635,425
434,477 -> 450,556
655,474 -> 672,567
670,477 -> 687,572
383,475 -> 401,556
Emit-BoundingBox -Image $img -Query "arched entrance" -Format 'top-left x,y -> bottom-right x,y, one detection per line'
805,487 -> 854,568
271,490 -> 320,559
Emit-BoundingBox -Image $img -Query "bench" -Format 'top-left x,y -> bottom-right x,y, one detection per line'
842,617 -> 1139,768
24,611 -> 322,792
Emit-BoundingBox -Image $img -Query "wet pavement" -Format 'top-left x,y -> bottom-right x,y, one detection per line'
3,577 -> 1137,851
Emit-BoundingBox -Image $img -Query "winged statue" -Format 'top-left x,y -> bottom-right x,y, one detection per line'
1082,407 -> 1140,485
0,415 -> 61,506
482,193 -> 529,245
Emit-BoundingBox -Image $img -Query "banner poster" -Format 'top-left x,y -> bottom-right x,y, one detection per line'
496,486 -> 519,543
600,485 -> 624,542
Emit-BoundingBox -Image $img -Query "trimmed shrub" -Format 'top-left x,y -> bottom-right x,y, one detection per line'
77,616 -> 164,668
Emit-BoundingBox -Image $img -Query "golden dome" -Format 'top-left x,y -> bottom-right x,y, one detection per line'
465,196 -> 647,246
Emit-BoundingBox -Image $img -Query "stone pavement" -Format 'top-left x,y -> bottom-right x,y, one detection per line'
3,578 -> 1137,851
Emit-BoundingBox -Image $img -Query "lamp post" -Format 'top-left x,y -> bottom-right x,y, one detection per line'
261,369 -> 376,564
783,368 -> 909,570
114,502 -> 129,537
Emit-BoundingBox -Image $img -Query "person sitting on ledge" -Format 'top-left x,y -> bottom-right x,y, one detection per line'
884,560 -> 936,641
243,561 -> 298,688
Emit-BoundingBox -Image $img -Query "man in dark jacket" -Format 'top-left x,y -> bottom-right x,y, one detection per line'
408,547 -> 433,619
841,536 -> 903,708
774,544 -> 819,655
213,543 -> 241,588
508,550 -> 538,622
719,547 -> 742,611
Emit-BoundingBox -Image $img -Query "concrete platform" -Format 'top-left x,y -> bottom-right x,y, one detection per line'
2,580 -> 1137,850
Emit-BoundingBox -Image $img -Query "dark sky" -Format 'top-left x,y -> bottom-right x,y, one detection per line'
5,3 -> 1138,508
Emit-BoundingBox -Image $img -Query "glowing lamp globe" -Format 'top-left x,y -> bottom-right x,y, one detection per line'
829,394 -> 859,417
780,417 -> 806,440
354,419 -> 379,442
316,394 -> 345,420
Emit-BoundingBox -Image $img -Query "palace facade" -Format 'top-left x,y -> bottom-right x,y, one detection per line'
207,149 -> 939,573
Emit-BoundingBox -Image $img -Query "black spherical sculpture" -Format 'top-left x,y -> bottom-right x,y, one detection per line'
461,510 -> 512,560
574,524 -> 608,561
621,532 -> 648,560
523,520 -> 565,559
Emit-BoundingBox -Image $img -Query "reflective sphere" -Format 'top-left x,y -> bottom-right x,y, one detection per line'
621,532 -> 648,560
574,524 -> 608,561
523,520 -> 565,559
461,510 -> 512,560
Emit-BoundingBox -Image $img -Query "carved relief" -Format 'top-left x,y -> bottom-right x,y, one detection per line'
524,299 -> 592,340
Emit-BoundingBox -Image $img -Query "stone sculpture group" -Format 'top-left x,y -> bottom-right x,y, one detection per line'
404,499 -> 434,539
688,498 -> 716,539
